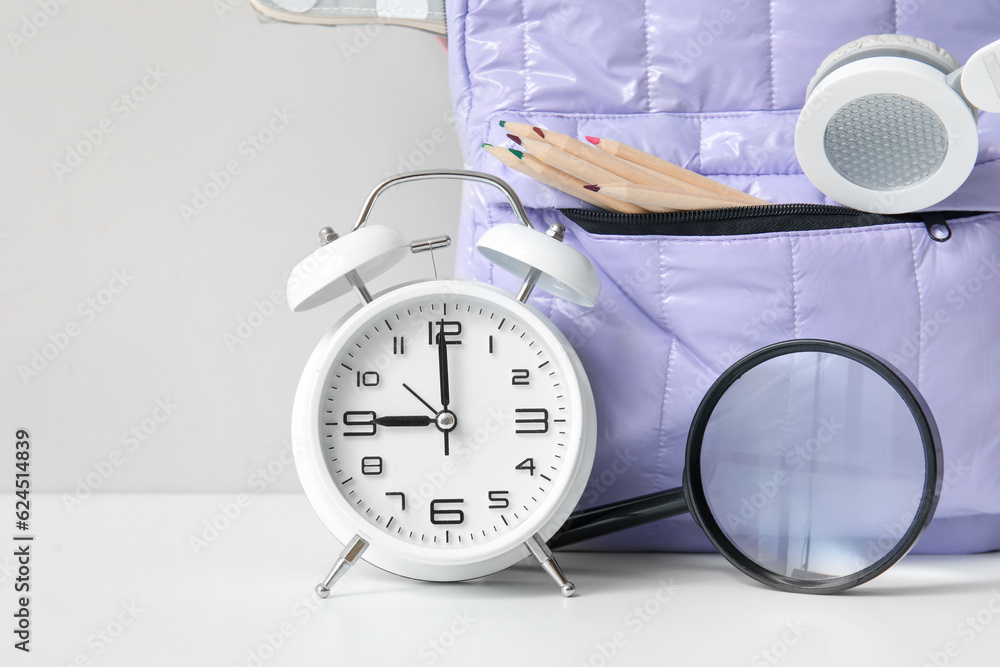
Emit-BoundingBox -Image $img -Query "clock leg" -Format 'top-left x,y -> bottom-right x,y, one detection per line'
525,533 -> 576,598
315,534 -> 369,599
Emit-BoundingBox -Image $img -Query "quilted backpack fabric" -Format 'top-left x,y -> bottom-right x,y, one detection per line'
445,0 -> 1000,553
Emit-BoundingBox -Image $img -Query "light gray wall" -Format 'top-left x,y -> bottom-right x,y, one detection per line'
0,0 -> 464,496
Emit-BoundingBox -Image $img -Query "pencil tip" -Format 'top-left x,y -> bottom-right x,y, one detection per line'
498,120 -> 506,127
585,136 -> 600,145
583,184 -> 600,192
508,148 -> 524,159
505,133 -> 522,146
532,127 -> 545,138
482,143 -> 493,148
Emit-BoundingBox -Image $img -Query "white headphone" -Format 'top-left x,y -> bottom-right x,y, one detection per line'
795,34 -> 1000,214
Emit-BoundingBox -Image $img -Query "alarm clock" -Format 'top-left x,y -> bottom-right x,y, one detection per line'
287,170 -> 600,597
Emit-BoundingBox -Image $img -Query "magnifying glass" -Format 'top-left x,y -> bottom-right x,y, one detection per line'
550,340 -> 943,594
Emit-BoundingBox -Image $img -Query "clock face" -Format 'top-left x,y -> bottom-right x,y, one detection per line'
314,284 -> 581,552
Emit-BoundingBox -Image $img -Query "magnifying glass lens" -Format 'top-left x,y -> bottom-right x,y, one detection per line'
551,340 -> 940,594
696,348 -> 935,586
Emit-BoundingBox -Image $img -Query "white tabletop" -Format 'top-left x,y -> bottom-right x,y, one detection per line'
5,493 -> 1000,666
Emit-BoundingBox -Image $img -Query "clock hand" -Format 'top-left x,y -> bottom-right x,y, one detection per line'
436,328 -> 454,457
374,415 -> 434,427
401,380 -> 456,456
437,330 -> 450,410
402,383 -> 437,415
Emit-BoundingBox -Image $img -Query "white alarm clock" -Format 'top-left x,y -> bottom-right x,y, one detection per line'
287,170 -> 600,597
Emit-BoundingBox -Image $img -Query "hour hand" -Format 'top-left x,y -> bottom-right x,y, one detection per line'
374,415 -> 434,427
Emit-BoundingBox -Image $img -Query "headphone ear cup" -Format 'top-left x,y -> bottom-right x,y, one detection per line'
805,34 -> 960,101
796,36 -> 979,213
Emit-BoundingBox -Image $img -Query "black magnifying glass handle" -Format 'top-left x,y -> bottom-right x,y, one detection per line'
549,487 -> 688,550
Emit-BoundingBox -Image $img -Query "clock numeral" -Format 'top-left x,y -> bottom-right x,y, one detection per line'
361,456 -> 383,475
515,408 -> 549,434
515,458 -> 536,476
385,491 -> 406,510
356,371 -> 380,387
488,490 -> 510,509
428,320 -> 462,345
511,369 -> 530,386
392,336 -> 405,355
430,498 -> 465,525
343,411 -> 377,437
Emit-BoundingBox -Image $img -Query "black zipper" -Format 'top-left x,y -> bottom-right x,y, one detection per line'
560,204 -> 986,242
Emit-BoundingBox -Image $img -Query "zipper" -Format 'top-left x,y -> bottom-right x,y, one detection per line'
559,204 -> 983,241
919,211 -> 953,242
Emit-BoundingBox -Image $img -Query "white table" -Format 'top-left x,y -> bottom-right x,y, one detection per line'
6,494 -> 1000,666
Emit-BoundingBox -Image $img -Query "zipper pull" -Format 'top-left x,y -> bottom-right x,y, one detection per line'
922,212 -> 952,242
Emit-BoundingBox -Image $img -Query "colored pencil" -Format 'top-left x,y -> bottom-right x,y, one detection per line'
501,121 -> 722,197
585,184 -> 741,211
514,136 -> 626,188
585,135 -> 767,205
482,144 -> 650,214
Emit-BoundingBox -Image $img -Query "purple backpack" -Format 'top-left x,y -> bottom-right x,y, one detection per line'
446,0 -> 1000,553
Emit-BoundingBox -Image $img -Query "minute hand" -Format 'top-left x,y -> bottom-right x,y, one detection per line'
437,331 -> 450,409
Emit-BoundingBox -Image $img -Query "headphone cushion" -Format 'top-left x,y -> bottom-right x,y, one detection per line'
805,34 -> 961,100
